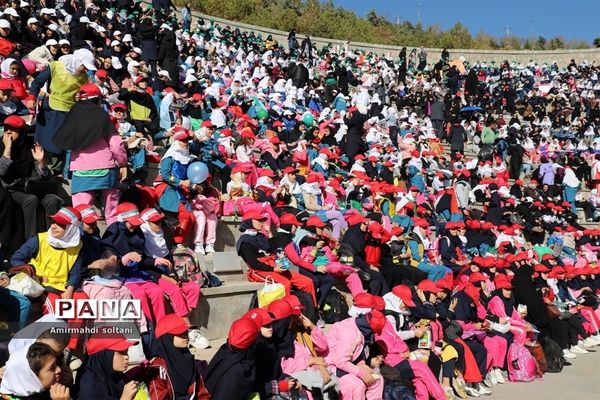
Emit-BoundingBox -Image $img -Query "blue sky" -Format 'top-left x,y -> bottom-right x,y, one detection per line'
330,0 -> 599,43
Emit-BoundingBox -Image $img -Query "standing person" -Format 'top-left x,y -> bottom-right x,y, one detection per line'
158,23 -> 179,89
52,83 -> 127,226
0,115 -> 62,242
448,119 -> 467,161
287,29 -> 297,54
137,10 -> 159,77
430,95 -> 446,139
417,47 -> 428,71
562,166 -> 581,213
28,48 -> 95,161
301,35 -> 312,61
181,3 -> 192,33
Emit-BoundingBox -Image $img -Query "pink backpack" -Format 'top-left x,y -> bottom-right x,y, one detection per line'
507,343 -> 540,382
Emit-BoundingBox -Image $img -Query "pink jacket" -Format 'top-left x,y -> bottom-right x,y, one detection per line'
325,317 -> 369,379
300,245 -> 337,263
375,319 -> 409,367
70,134 -> 128,171
487,296 -> 527,329
281,327 -> 328,374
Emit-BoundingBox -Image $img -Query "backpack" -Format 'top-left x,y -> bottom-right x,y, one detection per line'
525,342 -> 548,373
507,343 -> 540,382
171,246 -> 222,287
321,288 -> 349,324
428,236 -> 449,265
539,336 -> 564,373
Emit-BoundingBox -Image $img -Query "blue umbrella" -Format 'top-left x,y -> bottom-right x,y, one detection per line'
460,106 -> 484,113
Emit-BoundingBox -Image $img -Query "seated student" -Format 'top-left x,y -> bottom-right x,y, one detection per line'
0,342 -> 69,400
10,207 -> 88,351
143,314 -> 210,400
238,210 -> 316,300
325,310 -> 386,400
204,318 -> 260,400
76,334 -> 140,400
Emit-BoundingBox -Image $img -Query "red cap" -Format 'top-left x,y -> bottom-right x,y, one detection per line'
371,295 -> 385,311
391,285 -> 415,307
172,127 -> 190,141
494,274 -> 513,290
191,93 -> 203,102
95,69 -> 108,79
353,292 -> 374,308
111,102 -> 127,112
348,106 -> 358,113
134,75 -> 147,84
242,307 -> 274,328
268,299 -> 293,320
240,127 -> 256,139
228,318 -> 259,350
469,272 -> 486,284
3,115 -> 25,130
221,128 -> 232,137
242,210 -> 267,221
74,205 -> 101,224
155,313 -> 195,338
231,164 -> 253,174
283,166 -> 298,175
140,208 -> 163,223
552,266 -> 565,275
202,120 -> 215,128
306,215 -> 325,228
306,173 -> 321,184
78,83 -> 102,99
412,218 -> 429,228
50,207 -> 81,225
541,254 -> 555,261
534,264 -> 550,273
116,202 -> 144,226
269,136 -> 280,145
258,168 -> 276,177
86,334 -> 138,355
366,310 -> 386,335
273,121 -> 284,127
279,213 -> 302,226
346,213 -> 368,226
283,295 -> 305,315
417,279 -> 441,294
435,277 -> 453,291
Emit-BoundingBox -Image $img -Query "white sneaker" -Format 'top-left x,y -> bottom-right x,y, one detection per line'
204,243 -> 215,254
493,368 -> 506,384
570,345 -> 588,354
476,383 -> 492,396
590,335 -> 600,346
582,338 -> 596,349
188,329 -> 210,350
464,384 -> 480,398
563,349 -> 577,359
483,375 -> 495,388
194,243 -> 205,255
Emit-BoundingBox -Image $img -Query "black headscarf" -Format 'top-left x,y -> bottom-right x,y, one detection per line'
341,224 -> 366,255
512,264 -> 550,327
0,129 -> 34,186
204,343 -> 255,400
77,349 -> 124,399
151,334 -> 195,398
496,289 -> 516,317
235,221 -> 270,254
52,100 -> 116,151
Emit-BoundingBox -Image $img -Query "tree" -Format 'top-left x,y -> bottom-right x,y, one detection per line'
593,37 -> 600,48
535,36 -> 547,50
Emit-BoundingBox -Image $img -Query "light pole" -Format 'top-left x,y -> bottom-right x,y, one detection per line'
417,1 -> 421,25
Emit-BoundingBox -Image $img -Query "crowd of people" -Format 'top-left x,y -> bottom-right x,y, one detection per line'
0,0 -> 599,399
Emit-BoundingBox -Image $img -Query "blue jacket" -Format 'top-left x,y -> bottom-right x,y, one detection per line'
158,156 -> 190,213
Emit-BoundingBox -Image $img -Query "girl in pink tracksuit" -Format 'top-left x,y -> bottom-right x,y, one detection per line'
324,313 -> 385,400
190,184 -> 220,254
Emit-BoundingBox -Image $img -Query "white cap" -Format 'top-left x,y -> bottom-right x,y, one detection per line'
79,16 -> 90,24
160,23 -> 171,30
27,17 -> 38,25
113,30 -> 122,36
128,60 -> 140,67
110,40 -> 121,47
41,8 -> 56,16
183,75 -> 197,84
74,48 -> 96,71
158,70 -> 171,80
122,33 -> 132,42
111,56 -> 123,69
0,19 -> 10,29
58,39 -> 70,46
3,8 -> 19,17
133,47 -> 142,54
47,23 -> 59,31
20,1 -> 30,7
45,39 -> 58,46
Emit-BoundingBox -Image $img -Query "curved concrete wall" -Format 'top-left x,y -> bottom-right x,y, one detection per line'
171,3 -> 600,65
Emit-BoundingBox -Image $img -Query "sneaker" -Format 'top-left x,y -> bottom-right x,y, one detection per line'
582,338 -> 596,349
493,368 -> 505,384
482,375 -> 495,388
444,386 -> 458,400
188,329 -> 210,350
464,384 -> 480,398
204,244 -> 215,254
563,349 -> 577,359
570,345 -> 588,354
476,383 -> 492,396
590,335 -> 600,346
452,374 -> 468,399
194,243 -> 205,255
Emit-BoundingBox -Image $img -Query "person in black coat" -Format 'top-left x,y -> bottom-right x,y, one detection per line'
205,318 -> 259,400
21,18 -> 43,54
158,25 -> 179,88
343,108 -> 367,163
448,121 -> 467,161
290,59 -> 309,89
136,12 -> 159,76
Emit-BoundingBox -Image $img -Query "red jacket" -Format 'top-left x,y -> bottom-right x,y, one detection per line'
145,357 -> 211,400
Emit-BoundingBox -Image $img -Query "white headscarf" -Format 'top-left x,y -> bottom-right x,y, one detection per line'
563,167 -> 580,187
161,140 -> 194,164
8,314 -> 67,356
0,58 -> 17,78
0,348 -> 46,397
140,223 -> 169,258
59,52 -> 85,74
47,223 -> 81,249
301,182 -> 321,195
